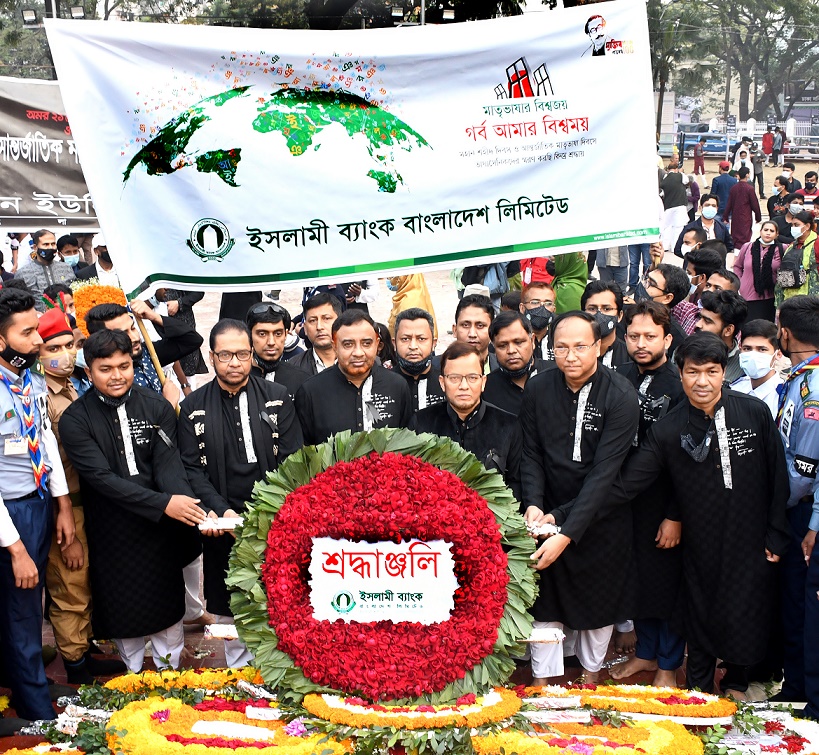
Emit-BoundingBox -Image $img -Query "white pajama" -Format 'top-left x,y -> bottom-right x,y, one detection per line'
212,614 -> 253,668
183,555 -> 205,621
114,620 -> 185,673
530,621 -> 613,677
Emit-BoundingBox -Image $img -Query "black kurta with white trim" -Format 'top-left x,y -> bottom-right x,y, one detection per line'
393,364 -> 446,413
295,364 -> 412,446
483,359 -> 551,416
520,365 -> 639,628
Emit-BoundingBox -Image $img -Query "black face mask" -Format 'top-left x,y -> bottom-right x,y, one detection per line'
396,353 -> 433,377
36,248 -> 56,263
99,251 -> 112,265
633,282 -> 655,303
253,353 -> 280,373
499,356 -> 535,380
593,311 -> 618,336
680,418 -> 715,463
0,344 -> 38,370
525,306 -> 553,332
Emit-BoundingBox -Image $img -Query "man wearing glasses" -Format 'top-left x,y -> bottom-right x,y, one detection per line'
177,319 -> 302,666
410,342 -> 521,500
519,282 -> 557,361
633,264 -> 691,357
520,311 -> 639,684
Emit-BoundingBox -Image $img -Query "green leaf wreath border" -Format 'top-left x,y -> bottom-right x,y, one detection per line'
228,427 -> 536,704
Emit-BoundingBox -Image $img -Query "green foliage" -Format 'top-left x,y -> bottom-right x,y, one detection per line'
228,427 -> 537,705
77,682 -> 206,711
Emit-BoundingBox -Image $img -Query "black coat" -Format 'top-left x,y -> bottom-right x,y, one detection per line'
250,358 -> 310,403
60,386 -> 199,638
410,400 -> 522,502
482,359 -> 551,416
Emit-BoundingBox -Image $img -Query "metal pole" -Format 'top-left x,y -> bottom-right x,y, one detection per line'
420,0 -> 425,25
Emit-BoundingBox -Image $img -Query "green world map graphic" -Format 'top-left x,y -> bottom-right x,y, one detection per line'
123,86 -> 430,193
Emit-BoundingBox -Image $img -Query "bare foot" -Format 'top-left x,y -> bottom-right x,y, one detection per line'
723,688 -> 747,702
653,668 -> 679,688
531,677 -> 550,687
580,669 -> 602,684
609,656 -> 658,680
614,629 -> 637,654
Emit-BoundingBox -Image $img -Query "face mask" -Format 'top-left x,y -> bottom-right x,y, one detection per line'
395,353 -> 432,376
253,352 -> 279,374
99,251 -> 112,265
386,279 -> 398,292
790,203 -> 804,215
792,226 -> 805,239
680,243 -> 694,256
62,254 -> 80,267
75,348 -> 87,370
701,206 -> 718,220
499,356 -> 534,380
36,248 -> 56,263
739,351 -> 773,380
633,282 -> 653,302
689,283 -> 698,296
43,349 -> 76,377
593,311 -> 618,336
0,343 -> 38,370
759,238 -> 773,246
525,305 -> 553,332
783,171 -> 792,178
807,182 -> 817,192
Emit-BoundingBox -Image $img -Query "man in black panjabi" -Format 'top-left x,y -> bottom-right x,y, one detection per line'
60,329 -> 205,672
615,332 -> 790,696
610,300 -> 686,687
178,319 -> 303,667
246,302 -> 309,402
392,308 -> 445,413
295,309 -> 411,445
410,342 -> 522,500
483,311 -> 549,416
521,311 -> 639,684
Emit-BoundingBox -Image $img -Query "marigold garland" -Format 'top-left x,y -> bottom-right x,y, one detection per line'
103,667 -> 261,694
70,281 -> 127,337
0,694 -> 9,713
108,697 -> 350,755
472,719 -> 704,755
303,687 -> 521,730
230,428 -> 537,704
0,748 -> 82,754
524,685 -> 737,719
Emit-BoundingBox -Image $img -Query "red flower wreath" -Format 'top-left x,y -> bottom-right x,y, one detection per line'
261,452 -> 509,700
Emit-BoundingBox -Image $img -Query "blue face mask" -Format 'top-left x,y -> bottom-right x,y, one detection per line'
701,206 -> 718,220
62,254 -> 80,267
386,279 -> 398,292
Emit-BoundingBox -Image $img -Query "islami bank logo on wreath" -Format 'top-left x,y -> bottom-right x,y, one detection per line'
331,591 -> 356,614
187,218 -> 235,261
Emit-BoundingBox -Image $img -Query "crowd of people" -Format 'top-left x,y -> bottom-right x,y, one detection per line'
0,162 -> 818,732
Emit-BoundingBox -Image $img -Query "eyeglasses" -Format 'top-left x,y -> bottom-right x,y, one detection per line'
641,273 -> 667,294
524,299 -> 555,308
585,305 -> 618,314
442,373 -> 483,386
553,344 -> 596,357
214,350 -> 252,363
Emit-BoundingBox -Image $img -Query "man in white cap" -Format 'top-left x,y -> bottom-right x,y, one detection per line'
75,234 -> 118,286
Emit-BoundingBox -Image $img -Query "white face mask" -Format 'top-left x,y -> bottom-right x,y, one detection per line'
739,351 -> 773,380
783,170 -> 792,179
680,243 -> 694,256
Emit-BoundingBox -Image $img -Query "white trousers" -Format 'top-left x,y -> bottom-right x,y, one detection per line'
615,620 -> 634,633
213,614 -> 253,668
661,206 -> 690,252
183,555 -> 205,621
114,620 -> 185,673
530,621 -> 614,677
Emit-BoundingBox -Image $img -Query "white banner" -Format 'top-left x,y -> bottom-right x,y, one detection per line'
46,4 -> 658,297
309,538 -> 458,624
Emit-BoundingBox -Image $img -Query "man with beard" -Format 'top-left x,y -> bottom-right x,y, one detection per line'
178,320 -> 302,666
246,302 -> 309,402
392,308 -> 445,413
38,309 -> 125,684
291,293 -> 342,376
519,282 -> 556,361
410,342 -> 521,499
610,300 -> 686,686
521,312 -> 639,684
295,309 -> 412,445
615,332 -> 789,696
632,263 -> 691,356
581,280 -> 630,368
484,311 -> 549,416
15,229 -> 75,311
60,329 -> 205,673
0,288 -> 73,722
84,301 -> 203,410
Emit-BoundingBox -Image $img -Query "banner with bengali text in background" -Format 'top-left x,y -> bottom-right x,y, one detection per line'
0,76 -> 99,234
46,2 -> 658,298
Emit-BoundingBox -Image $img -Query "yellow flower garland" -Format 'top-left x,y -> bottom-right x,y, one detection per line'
109,697 -> 351,755
302,687 -> 521,730
0,694 -> 9,713
0,748 -> 82,754
524,685 -> 737,718
473,719 -> 704,755
70,282 -> 128,337
103,666 -> 262,694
